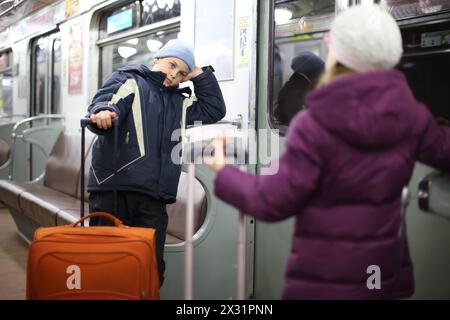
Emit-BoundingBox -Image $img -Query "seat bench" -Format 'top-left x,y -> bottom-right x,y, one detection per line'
0,131 -> 207,244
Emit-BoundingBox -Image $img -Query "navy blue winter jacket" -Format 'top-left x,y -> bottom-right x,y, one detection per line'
87,65 -> 226,203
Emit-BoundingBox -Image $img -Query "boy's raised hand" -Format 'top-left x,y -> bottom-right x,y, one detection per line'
90,110 -> 118,130
183,66 -> 203,82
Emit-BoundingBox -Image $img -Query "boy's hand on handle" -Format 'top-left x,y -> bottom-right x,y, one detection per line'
183,66 -> 203,82
204,136 -> 228,173
90,110 -> 118,130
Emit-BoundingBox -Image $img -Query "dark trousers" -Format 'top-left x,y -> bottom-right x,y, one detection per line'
88,191 -> 168,287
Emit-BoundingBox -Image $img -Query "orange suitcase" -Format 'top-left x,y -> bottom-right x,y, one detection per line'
26,118 -> 159,299
26,212 -> 160,300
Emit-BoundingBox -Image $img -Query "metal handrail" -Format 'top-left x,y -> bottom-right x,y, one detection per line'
186,114 -> 243,130
8,114 -> 65,181
0,148 -> 11,171
0,113 -> 26,119
0,115 -> 26,171
11,114 -> 65,138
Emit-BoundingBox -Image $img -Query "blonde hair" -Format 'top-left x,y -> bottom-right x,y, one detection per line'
318,62 -> 355,87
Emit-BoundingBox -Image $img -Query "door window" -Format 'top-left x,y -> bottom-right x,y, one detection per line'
0,50 -> 13,115
270,0 -> 335,130
31,32 -> 62,115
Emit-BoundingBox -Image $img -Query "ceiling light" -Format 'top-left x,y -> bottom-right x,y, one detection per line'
146,39 -> 163,52
118,46 -> 137,58
274,8 -> 293,24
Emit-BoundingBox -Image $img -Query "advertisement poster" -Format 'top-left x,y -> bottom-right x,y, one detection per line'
65,0 -> 80,18
68,23 -> 83,94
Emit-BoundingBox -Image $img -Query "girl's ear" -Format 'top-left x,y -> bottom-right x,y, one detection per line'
325,52 -> 337,71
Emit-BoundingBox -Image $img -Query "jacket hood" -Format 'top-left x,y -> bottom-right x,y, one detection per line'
306,70 -> 421,148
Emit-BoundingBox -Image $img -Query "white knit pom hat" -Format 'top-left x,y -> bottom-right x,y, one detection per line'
328,4 -> 403,72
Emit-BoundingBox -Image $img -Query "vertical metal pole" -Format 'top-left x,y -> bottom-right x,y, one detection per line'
185,162 -> 195,300
80,120 -> 86,227
8,132 -> 16,181
236,164 -> 247,300
113,117 -> 118,217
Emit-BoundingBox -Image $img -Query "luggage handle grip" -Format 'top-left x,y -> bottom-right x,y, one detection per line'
80,116 -> 119,226
72,212 -> 124,228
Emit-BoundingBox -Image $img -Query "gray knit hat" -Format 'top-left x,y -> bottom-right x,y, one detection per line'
291,52 -> 325,80
154,39 -> 195,72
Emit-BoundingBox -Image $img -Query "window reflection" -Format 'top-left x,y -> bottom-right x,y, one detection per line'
99,1 -> 181,39
0,73 -> 12,114
142,0 -> 180,25
274,0 -> 334,38
271,0 -> 334,129
0,51 -> 12,115
398,19 -> 450,123
35,43 -> 47,115
385,0 -> 450,20
52,38 -> 61,114
101,29 -> 178,83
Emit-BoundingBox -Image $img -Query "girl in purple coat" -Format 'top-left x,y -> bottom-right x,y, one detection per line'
206,4 -> 450,299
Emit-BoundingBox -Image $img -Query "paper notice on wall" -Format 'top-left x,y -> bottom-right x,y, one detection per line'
237,17 -> 250,69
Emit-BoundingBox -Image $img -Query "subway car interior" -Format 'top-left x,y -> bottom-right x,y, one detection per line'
0,0 -> 449,300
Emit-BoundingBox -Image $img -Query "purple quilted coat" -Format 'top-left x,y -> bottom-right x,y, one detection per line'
214,70 -> 450,299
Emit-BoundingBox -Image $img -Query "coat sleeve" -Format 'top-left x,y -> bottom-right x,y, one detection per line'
185,66 -> 226,125
86,71 -> 135,135
417,110 -> 450,171
214,113 -> 321,222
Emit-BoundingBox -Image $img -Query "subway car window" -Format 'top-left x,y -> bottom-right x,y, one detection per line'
31,33 -> 61,116
0,50 -> 13,115
99,2 -> 140,39
398,19 -> 450,123
386,0 -> 450,20
51,38 -> 61,114
270,0 -> 334,131
99,0 -> 181,39
141,0 -> 180,25
33,38 -> 48,115
100,29 -> 178,83
99,0 -> 181,84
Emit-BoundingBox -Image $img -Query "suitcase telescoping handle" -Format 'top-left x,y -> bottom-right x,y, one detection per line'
72,212 -> 124,228
183,140 -> 248,300
80,116 -> 119,227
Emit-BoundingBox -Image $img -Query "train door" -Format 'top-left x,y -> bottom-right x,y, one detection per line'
257,0 -> 450,299
256,0 -> 335,299
29,32 -> 62,181
394,3 -> 450,298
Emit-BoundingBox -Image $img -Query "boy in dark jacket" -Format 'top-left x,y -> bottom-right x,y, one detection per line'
87,39 -> 226,286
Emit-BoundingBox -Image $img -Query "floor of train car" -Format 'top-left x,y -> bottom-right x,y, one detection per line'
0,208 -> 27,300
